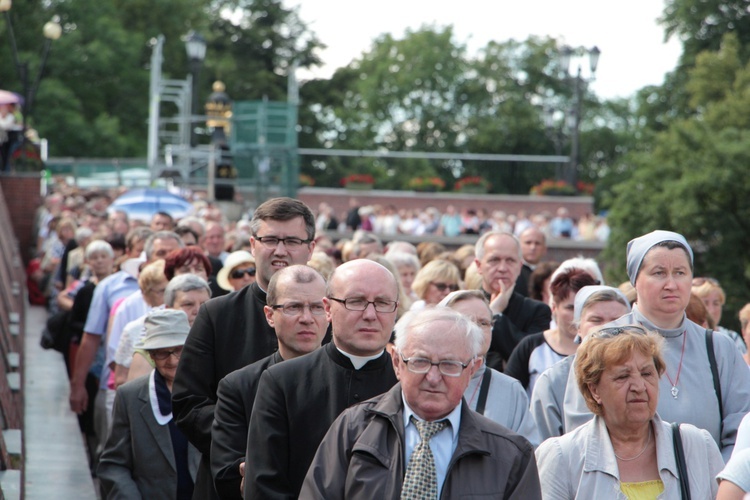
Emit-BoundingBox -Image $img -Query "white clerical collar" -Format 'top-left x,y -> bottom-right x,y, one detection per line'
148,370 -> 172,426
335,346 -> 384,370
402,394 -> 461,441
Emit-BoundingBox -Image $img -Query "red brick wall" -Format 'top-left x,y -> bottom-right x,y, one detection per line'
0,175 -> 41,266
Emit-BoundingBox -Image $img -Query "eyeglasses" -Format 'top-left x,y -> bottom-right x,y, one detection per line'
271,302 -> 326,316
400,354 -> 472,377
328,297 -> 398,313
150,347 -> 183,361
254,235 -> 312,249
473,317 -> 495,329
230,267 -> 256,279
692,277 -> 719,287
590,325 -> 648,340
431,282 -> 459,292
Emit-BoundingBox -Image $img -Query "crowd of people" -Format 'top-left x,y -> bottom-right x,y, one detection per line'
27,183 -> 750,499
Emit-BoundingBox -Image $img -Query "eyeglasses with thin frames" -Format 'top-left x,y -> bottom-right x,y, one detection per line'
150,347 -> 183,361
692,277 -> 719,287
271,302 -> 326,316
399,354 -> 473,377
254,235 -> 312,249
328,297 -> 398,313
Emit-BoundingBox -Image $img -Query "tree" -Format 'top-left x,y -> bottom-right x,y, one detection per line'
601,33 -> 750,328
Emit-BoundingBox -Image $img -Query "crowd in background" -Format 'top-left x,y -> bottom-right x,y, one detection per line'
26,181 -> 750,499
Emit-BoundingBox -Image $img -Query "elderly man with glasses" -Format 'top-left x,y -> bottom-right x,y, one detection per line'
245,259 -> 399,499
300,307 -> 541,499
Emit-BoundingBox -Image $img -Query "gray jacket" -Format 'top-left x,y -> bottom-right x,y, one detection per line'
300,383 -> 541,499
536,414 -> 723,499
98,373 -> 200,499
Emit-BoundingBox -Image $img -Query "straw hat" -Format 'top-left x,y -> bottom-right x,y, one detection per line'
216,250 -> 256,291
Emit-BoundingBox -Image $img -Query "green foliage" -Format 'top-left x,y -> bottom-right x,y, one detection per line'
602,34 -> 750,327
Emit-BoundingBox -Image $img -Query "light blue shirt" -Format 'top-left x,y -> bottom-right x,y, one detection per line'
402,395 -> 461,497
83,270 -> 139,335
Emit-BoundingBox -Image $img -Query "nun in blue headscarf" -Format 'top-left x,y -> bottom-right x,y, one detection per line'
563,230 -> 750,462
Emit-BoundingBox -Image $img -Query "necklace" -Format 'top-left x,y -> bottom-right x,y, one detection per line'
614,426 -> 652,462
664,331 -> 687,399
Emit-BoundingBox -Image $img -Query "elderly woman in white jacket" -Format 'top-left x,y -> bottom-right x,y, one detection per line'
537,326 -> 722,499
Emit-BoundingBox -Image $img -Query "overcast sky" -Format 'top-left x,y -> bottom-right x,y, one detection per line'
289,0 -> 683,100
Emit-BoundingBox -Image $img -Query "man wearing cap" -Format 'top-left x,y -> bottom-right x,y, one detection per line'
98,309 -> 200,499
474,231 -> 551,370
210,265 -> 328,499
172,197 -> 316,499
245,259 -> 399,499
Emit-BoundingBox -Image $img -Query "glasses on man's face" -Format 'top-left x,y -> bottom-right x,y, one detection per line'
230,267 -> 256,279
254,235 -> 312,249
150,347 -> 183,361
271,302 -> 326,316
590,325 -> 648,340
692,277 -> 719,287
400,354 -> 472,377
431,282 -> 459,292
328,297 -> 398,313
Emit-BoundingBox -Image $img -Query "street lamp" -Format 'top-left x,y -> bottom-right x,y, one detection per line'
0,0 -> 61,130
184,30 -> 206,147
559,45 -> 600,190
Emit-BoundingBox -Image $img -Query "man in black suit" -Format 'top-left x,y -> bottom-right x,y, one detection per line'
172,197 -> 316,500
210,265 -> 328,499
244,259 -> 400,499
515,226 -> 547,297
475,231 -> 551,370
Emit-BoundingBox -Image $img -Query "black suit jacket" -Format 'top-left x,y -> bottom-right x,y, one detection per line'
211,351 -> 283,499
484,290 -> 551,370
515,263 -> 533,298
245,342 -> 398,499
172,281 -> 277,500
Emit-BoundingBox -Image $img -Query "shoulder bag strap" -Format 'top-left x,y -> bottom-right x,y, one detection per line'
672,422 -> 691,500
705,329 -> 723,435
474,368 -> 493,415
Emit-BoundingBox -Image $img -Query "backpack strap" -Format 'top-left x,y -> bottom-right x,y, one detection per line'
705,329 -> 723,436
474,368 -> 493,415
672,422 -> 691,500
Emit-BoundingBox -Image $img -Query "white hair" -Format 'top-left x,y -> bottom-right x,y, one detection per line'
393,307 -> 484,359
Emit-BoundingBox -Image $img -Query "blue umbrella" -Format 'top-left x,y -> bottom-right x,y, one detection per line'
108,188 -> 194,222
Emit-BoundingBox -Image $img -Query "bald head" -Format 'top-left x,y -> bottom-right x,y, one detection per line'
519,226 -> 547,265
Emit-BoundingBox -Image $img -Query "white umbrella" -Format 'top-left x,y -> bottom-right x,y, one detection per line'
108,188 -> 194,222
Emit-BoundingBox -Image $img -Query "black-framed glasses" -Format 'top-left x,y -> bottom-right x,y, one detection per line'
230,267 -> 256,279
400,354 -> 472,377
692,277 -> 719,287
590,325 -> 648,340
328,297 -> 398,313
431,282 -> 459,292
150,347 -> 183,361
271,302 -> 326,316
254,235 -> 312,249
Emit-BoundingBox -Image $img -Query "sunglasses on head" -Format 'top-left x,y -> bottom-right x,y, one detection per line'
590,325 -> 648,340
230,267 -> 256,279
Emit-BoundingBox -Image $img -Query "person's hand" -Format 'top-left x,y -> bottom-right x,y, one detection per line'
69,383 -> 88,414
239,461 -> 245,494
489,278 -> 514,315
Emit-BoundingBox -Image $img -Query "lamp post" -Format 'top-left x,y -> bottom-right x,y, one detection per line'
559,45 -> 600,190
0,0 -> 62,131
184,30 -> 206,147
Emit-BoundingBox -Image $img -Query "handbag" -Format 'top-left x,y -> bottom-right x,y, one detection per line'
671,422 -> 691,500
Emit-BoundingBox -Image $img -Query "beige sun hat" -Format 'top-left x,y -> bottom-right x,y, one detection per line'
216,250 -> 256,291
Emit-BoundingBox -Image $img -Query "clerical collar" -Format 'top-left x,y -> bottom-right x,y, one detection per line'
335,346 -> 383,369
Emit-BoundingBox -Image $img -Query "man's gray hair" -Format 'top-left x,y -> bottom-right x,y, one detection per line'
164,274 -> 211,307
75,227 -> 93,244
393,307 -> 484,359
267,265 -> 324,306
144,231 -> 185,260
474,231 -> 521,260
